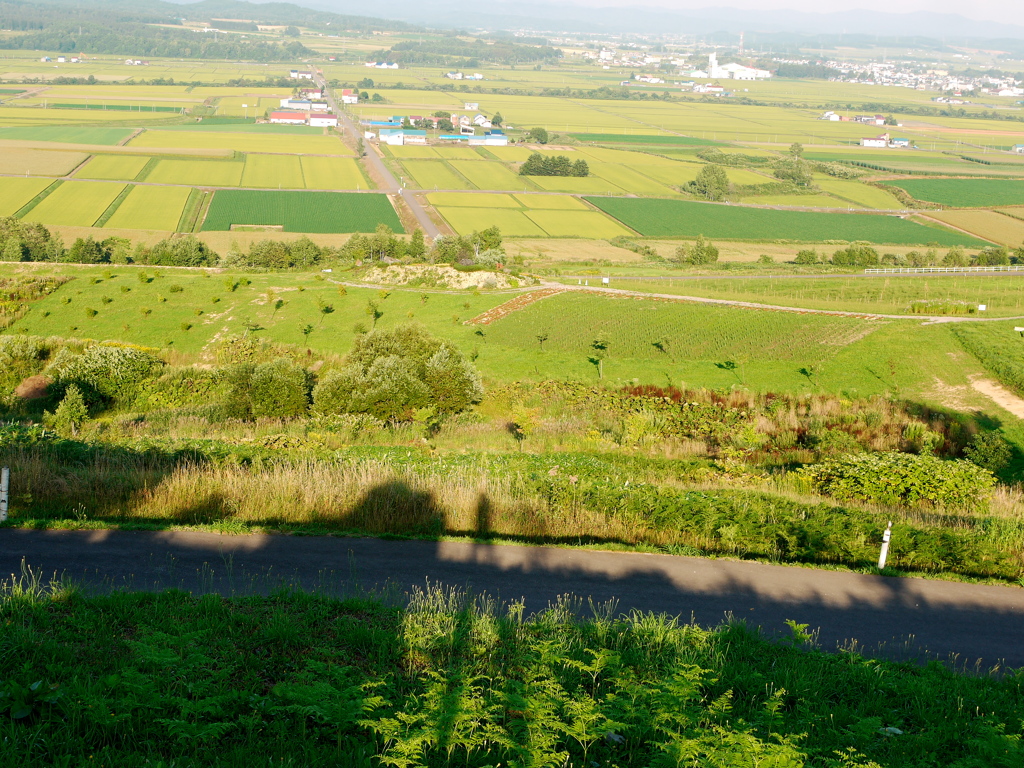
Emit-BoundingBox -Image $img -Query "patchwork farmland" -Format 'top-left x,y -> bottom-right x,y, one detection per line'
200,190 -> 403,233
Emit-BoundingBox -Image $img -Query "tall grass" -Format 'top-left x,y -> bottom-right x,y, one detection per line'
4,438 -> 1023,581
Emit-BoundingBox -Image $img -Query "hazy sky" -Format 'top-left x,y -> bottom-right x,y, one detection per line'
564,0 -> 1020,23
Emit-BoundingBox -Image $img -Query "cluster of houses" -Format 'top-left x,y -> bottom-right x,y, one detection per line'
270,111 -> 339,127
860,133 -> 912,149
361,111 -> 508,146
288,70 -> 314,80
780,57 -> 1022,98
820,111 -> 890,126
364,62 -> 399,69
40,55 -> 83,64
584,47 -> 689,72
445,72 -> 485,80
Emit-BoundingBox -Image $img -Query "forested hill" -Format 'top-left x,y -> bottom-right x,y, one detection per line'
0,0 -> 417,60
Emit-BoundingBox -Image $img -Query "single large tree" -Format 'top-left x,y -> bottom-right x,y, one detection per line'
689,164 -> 729,201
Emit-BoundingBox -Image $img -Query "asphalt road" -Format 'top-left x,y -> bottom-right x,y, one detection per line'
3,529 -> 1022,669
317,74 -> 441,239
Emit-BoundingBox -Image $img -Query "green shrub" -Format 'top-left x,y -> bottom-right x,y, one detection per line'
799,452 -> 994,511
44,383 -> 88,437
313,324 -> 483,422
45,344 -> 162,406
225,359 -> 311,420
964,432 -> 1013,473
249,359 -> 311,419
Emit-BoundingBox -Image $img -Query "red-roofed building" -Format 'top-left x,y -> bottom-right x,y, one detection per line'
270,111 -> 308,125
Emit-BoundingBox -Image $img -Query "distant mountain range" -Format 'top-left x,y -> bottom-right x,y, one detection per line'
293,0 -> 1024,42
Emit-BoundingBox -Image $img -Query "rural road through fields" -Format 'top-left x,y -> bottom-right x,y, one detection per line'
3,529 -> 1023,669
317,74 -> 441,239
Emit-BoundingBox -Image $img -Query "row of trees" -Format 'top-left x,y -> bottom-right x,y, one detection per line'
0,218 -> 508,271
798,244 -> 1024,268
519,153 -> 589,177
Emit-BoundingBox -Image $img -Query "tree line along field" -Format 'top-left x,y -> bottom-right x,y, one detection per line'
586,197 -> 989,245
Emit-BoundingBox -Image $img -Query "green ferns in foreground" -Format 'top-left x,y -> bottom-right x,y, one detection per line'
1,584 -> 1022,767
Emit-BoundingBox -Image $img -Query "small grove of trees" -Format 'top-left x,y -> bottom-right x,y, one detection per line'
687,164 -> 729,201
431,227 -> 503,266
519,153 -> 589,177
673,235 -> 719,265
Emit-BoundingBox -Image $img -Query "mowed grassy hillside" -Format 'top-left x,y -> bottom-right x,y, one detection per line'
1,265 -> 994,401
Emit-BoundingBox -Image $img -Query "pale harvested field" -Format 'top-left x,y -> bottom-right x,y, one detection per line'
0,148 -> 88,176
0,139 -> 232,158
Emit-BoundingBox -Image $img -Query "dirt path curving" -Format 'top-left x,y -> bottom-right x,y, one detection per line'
970,377 -> 1024,418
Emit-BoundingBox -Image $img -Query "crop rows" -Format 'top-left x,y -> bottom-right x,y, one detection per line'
586,197 -> 987,245
201,190 -> 403,233
881,178 -> 1024,208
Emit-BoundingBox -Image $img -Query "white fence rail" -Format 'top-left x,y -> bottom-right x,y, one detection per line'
865,266 -> 1024,274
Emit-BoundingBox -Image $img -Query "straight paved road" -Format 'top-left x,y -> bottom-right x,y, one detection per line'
2,529 -> 1022,669
317,74 -> 441,239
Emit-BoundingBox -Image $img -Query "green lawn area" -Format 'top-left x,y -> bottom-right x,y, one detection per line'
0,126 -> 135,144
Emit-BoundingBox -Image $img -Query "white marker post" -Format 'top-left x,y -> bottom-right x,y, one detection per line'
878,520 -> 892,569
0,467 -> 9,522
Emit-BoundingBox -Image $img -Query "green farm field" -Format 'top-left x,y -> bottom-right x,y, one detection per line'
401,159 -> 472,190
299,157 -> 369,190
515,194 -> 590,210
22,181 -> 125,227
240,154 -> 305,189
146,158 -> 244,187
590,164 -> 679,196
531,176 -> 626,194
449,160 -> 529,191
104,185 -> 192,231
76,154 -> 150,181
815,179 -> 905,209
0,177 -> 54,216
439,207 -> 546,237
587,198 -> 989,245
0,148 -> 87,176
426,192 -> 522,208
525,209 -> 634,238
129,130 -> 352,156
606,274 -> 1024,317
738,193 -> 859,208
0,126 -> 134,144
201,191 -> 403,234
881,179 -> 1024,208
